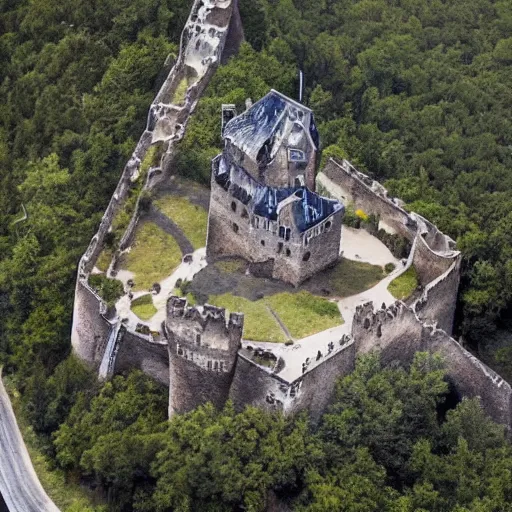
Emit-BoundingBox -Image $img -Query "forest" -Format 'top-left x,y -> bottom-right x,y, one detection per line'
0,0 -> 512,510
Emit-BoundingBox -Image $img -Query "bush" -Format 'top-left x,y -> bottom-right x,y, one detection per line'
88,274 -> 124,307
385,262 -> 396,274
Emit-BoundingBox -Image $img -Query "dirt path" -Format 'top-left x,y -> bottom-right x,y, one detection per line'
0,370 -> 60,512
147,204 -> 194,256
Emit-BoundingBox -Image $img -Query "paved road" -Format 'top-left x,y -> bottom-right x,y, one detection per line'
0,371 -> 60,512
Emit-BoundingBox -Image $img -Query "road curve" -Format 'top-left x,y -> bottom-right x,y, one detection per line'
0,370 -> 60,512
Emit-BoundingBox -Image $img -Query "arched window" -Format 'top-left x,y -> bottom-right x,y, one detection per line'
302,251 -> 311,262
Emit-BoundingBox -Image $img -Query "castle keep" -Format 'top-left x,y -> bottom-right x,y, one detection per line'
207,90 -> 344,286
71,0 -> 512,431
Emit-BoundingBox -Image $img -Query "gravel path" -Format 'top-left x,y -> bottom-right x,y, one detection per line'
0,370 -> 60,512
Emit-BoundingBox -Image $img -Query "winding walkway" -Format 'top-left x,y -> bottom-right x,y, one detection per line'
148,205 -> 194,256
0,370 -> 60,512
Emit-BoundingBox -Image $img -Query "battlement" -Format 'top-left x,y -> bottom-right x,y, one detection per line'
165,296 -> 244,353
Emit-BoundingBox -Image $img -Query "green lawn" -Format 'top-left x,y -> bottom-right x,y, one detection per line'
265,291 -> 343,339
131,294 -> 157,321
4,377 -> 105,512
388,266 -> 419,300
121,221 -> 182,291
95,249 -> 113,272
154,195 -> 208,250
307,258 -> 385,298
214,258 -> 247,274
208,294 -> 286,343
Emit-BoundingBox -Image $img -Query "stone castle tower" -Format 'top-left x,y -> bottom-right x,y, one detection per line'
206,90 -> 345,286
165,296 -> 244,416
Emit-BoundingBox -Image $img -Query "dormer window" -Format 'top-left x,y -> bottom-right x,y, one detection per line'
288,148 -> 306,163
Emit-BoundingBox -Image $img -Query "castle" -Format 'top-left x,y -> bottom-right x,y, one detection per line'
207,90 -> 344,285
71,0 -> 512,429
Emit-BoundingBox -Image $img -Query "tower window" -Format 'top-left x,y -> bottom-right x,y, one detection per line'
277,242 -> 283,254
325,221 -> 332,231
286,248 -> 291,257
231,201 -> 237,212
261,240 -> 265,246
232,223 -> 239,233
196,334 -> 201,345
302,251 -> 311,262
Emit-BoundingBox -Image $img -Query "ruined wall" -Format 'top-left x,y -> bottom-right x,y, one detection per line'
113,330 -> 169,386
353,302 -> 512,428
207,175 -> 342,285
72,0 -> 241,369
71,280 -> 112,368
414,258 -> 461,333
320,159 -> 416,241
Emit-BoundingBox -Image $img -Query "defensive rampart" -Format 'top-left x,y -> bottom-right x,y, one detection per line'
71,0 -> 242,370
353,301 -> 512,427
113,330 -> 169,386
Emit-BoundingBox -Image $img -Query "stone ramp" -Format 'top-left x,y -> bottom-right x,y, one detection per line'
0,370 -> 60,512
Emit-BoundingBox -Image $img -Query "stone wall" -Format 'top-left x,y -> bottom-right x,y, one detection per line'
412,231 -> 457,287
353,301 -> 512,428
414,258 -> 461,333
71,280 -> 112,368
229,353 -> 286,413
113,330 -> 169,386
286,340 -> 356,422
320,159 -> 416,241
72,0 -> 241,369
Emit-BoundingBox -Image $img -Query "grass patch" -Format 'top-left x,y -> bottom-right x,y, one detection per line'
131,294 -> 157,321
95,249 -> 113,272
154,195 -> 208,250
122,221 -> 182,291
215,258 -> 247,274
265,291 -> 343,339
208,294 -> 286,343
171,77 -> 189,105
308,258 -> 385,298
388,266 -> 419,300
3,377 -> 105,512
88,274 -> 124,307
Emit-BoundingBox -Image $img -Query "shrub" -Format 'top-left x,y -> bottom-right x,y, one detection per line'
385,263 -> 396,274
88,274 -> 124,307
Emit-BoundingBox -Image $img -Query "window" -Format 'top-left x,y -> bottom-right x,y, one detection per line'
261,240 -> 265,246
277,242 -> 283,254
279,226 -> 285,238
286,248 -> 291,257
214,361 -> 219,371
220,361 -> 224,371
285,228 -> 291,241
325,220 -> 332,231
241,208 -> 248,219
231,201 -> 237,212
207,360 -> 212,370
195,334 -> 201,345
302,251 -> 311,262
232,223 -> 239,233
288,148 -> 307,163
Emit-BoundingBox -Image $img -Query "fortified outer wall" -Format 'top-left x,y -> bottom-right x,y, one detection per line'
229,340 -> 356,423
414,258 -> 461,333
229,353 -> 286,413
320,159 -> 416,241
207,170 -> 342,286
113,331 -> 169,386
72,0 -> 242,369
72,281 -> 112,368
353,301 -> 512,427
286,340 -> 356,422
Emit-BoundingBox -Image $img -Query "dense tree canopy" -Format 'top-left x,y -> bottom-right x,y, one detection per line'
1,0 -> 512,510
